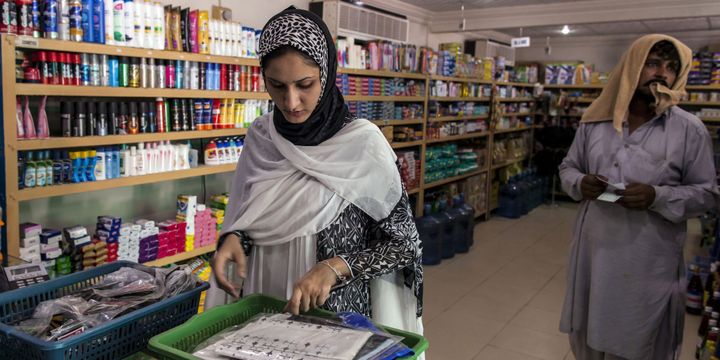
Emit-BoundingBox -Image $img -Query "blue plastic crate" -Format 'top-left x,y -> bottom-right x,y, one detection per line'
0,261 -> 209,360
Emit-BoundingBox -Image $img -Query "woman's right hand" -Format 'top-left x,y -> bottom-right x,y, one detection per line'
211,233 -> 247,298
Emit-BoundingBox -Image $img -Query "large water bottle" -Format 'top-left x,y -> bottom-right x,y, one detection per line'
516,171 -> 531,215
498,176 -> 522,218
449,197 -> 470,254
529,168 -> 542,209
437,201 -> 456,259
454,195 -> 474,251
416,204 -> 442,265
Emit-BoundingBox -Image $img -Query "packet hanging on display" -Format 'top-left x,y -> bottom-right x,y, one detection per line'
37,96 -> 50,139
23,96 -> 37,139
16,98 -> 25,139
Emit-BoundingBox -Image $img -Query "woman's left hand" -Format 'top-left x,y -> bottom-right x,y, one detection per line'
284,261 -> 339,315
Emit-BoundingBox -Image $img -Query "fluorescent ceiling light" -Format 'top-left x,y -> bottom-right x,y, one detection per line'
561,25 -> 570,35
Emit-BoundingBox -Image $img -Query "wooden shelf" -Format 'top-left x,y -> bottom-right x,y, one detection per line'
568,97 -> 597,103
686,85 -> 720,91
344,95 -> 425,102
426,132 -> 489,144
474,210 -> 487,218
12,35 -> 261,66
337,67 -> 426,80
499,112 -> 533,117
370,119 -> 424,126
491,157 -> 529,170
15,84 -> 271,99
15,164 -> 237,201
429,74 -> 493,84
428,114 -> 489,122
391,140 -> 424,149
16,129 -> 248,150
424,169 -> 486,190
496,81 -> 536,88
680,101 -> 720,106
543,84 -> 604,89
701,117 -> 720,123
143,244 -> 217,267
428,96 -> 490,102
407,188 -> 421,195
497,97 -> 535,102
493,127 -> 533,135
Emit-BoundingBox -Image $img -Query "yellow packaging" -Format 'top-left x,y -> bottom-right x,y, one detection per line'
234,100 -> 243,128
198,11 -> 210,54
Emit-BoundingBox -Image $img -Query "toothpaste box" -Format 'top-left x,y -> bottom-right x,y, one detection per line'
21,235 -> 40,248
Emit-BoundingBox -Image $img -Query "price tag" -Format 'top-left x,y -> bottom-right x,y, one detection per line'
15,37 -> 39,48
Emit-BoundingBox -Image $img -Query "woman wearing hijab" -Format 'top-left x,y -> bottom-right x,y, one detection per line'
559,34 -> 719,359
208,7 -> 424,334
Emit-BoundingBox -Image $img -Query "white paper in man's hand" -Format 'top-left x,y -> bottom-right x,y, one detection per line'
595,176 -> 625,203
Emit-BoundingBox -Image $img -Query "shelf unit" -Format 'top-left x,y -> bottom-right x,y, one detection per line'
2,34 -> 545,260
428,96 -> 490,102
493,127 -> 533,135
142,244 -> 217,267
497,97 -> 535,102
429,74 -> 493,84
499,112 -> 533,117
425,132 -> 489,144
2,34 -> 266,259
16,164 -> 237,201
424,169 -> 486,190
496,81 -> 536,88
543,84 -> 604,89
345,95 -> 425,102
427,114 -> 489,123
17,129 -> 249,150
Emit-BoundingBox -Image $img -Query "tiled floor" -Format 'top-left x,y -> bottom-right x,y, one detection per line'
423,202 -> 703,360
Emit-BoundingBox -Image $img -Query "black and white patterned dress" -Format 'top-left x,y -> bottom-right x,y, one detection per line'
317,189 -> 424,318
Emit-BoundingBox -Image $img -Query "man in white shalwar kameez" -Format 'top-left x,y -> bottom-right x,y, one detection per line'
559,34 -> 720,359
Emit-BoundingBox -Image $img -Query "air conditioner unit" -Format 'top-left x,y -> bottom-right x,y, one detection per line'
465,39 -> 516,66
310,0 -> 409,43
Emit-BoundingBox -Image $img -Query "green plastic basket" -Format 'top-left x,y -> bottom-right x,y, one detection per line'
148,293 -> 428,359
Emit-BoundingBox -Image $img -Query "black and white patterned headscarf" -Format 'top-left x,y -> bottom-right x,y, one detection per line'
258,7 -> 352,146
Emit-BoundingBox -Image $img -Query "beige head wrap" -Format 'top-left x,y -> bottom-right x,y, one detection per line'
581,34 -> 692,132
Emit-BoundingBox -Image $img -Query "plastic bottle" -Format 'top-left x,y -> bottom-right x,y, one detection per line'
112,0 -> 123,44
95,146 -> 106,180
122,0 -> 133,45
708,265 -> 718,308
44,150 -> 53,186
135,142 -> 145,175
52,151 -> 64,184
62,150 -> 72,183
92,0 -> 104,44
127,145 -> 137,176
104,145 -> 113,179
132,0 -> 142,47
81,0 -> 93,42
689,264 -> 706,315
86,150 -> 97,181
112,146 -> 120,178
120,145 -> 130,177
103,0 -> 112,44
35,151 -> 46,187
69,151 -> 80,182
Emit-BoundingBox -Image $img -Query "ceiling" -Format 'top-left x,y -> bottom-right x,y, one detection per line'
496,17 -> 719,37
396,0 -> 587,12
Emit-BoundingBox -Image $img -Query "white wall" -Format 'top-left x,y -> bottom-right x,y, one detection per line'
516,31 -> 720,73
